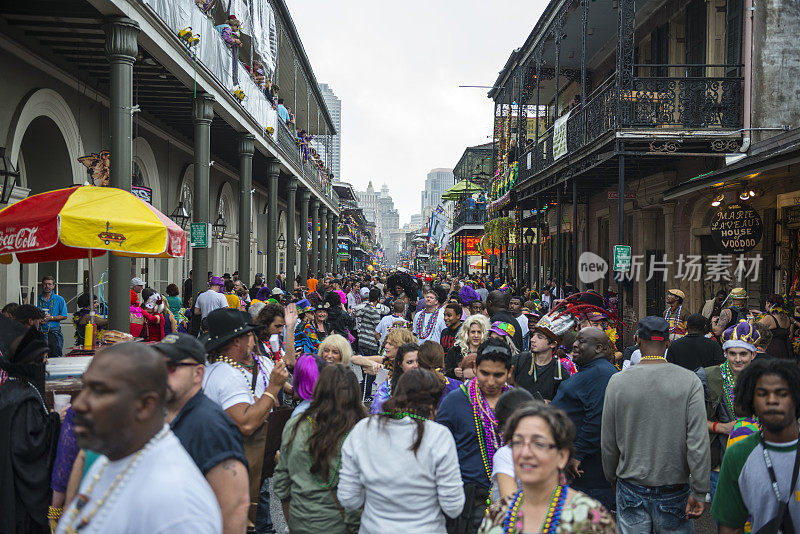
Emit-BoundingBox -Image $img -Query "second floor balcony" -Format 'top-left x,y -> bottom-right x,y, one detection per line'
453,208 -> 488,232
491,0 -> 745,188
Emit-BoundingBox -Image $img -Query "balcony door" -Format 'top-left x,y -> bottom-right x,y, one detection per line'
685,0 -> 707,76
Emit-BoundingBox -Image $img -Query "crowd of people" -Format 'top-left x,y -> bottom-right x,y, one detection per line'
1,267 -> 799,534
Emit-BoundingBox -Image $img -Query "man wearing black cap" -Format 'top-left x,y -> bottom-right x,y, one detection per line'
155,333 -> 249,534
201,308 -> 289,523
601,316 -> 710,533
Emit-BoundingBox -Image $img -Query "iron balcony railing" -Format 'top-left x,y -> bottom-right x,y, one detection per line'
453,208 -> 487,230
518,66 -> 743,180
275,121 -> 336,205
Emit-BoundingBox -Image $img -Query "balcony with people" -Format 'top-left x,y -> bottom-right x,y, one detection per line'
143,0 -> 337,202
448,143 -> 493,235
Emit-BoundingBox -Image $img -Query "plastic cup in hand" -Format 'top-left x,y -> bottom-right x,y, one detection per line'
53,394 -> 71,413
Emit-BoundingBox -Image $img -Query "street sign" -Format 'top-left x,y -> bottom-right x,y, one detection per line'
607,191 -> 637,200
190,222 -> 211,248
613,245 -> 631,272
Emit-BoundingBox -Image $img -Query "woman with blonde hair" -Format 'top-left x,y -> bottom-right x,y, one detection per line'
316,334 -> 352,365
444,314 -> 490,380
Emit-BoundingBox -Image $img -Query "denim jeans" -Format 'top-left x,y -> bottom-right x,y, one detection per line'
581,486 -> 616,514
45,329 -> 64,358
709,470 -> 719,502
616,479 -> 694,534
254,476 -> 274,534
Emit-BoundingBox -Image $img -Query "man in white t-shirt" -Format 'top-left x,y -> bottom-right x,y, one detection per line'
413,288 -> 446,343
195,276 -> 229,319
375,300 -> 408,346
59,343 -> 221,534
201,307 -> 288,523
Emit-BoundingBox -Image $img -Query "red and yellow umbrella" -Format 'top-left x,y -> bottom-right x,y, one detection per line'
0,185 -> 185,263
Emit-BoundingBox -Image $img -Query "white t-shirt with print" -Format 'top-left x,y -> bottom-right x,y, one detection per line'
56,428 -> 221,534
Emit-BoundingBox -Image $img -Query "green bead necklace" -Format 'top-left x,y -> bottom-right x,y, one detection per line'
380,411 -> 429,421
306,416 -> 347,489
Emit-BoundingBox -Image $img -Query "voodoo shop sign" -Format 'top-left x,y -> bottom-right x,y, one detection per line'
709,202 -> 763,253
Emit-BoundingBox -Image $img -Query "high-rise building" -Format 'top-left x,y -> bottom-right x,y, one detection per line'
421,168 -> 454,222
356,181 -> 378,223
318,83 -> 341,181
356,182 -> 401,262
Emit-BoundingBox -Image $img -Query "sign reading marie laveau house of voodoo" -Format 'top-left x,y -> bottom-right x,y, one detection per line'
709,202 -> 764,254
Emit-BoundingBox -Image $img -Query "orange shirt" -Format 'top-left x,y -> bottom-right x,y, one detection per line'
307,278 -> 318,292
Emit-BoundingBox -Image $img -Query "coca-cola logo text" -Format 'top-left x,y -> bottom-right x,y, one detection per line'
0,227 -> 39,251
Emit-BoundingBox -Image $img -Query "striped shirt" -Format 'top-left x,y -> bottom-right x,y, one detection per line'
353,303 -> 384,354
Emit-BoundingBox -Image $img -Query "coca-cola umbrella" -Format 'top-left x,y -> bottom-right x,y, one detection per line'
0,185 -> 186,325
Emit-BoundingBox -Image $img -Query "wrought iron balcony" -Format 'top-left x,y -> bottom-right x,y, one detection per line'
453,208 -> 487,231
519,67 -> 743,179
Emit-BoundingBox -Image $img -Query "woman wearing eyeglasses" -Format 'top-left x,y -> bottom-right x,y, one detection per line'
478,403 -> 616,534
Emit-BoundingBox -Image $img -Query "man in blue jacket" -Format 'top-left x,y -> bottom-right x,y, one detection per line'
552,326 -> 618,511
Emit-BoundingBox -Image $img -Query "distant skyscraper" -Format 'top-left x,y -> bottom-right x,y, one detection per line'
421,168 -> 454,222
318,83 -> 341,181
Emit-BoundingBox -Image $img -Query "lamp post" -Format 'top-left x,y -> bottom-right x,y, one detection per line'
277,233 -> 286,250
524,227 -> 535,286
0,147 -> 20,204
169,201 -> 190,230
212,213 -> 226,240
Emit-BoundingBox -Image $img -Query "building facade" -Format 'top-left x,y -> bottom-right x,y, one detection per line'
0,0 -> 341,334
318,83 -> 341,181
487,0 -> 800,337
421,168 -> 454,222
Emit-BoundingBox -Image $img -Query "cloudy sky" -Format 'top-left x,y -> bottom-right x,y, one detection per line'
290,1 -> 546,226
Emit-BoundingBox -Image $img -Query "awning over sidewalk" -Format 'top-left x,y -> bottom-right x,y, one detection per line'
663,129 -> 800,201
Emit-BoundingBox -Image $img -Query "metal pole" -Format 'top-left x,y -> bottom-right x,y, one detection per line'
581,0 -> 589,145
286,177 -> 298,283
332,215 -> 339,276
103,16 -> 139,331
266,159 -> 280,286
310,199 -> 319,278
191,93 -> 214,308
238,134 -> 255,284
618,152 -> 625,325
536,196 -> 541,290
299,189 -> 310,283
557,186 -> 562,293
572,179 -> 578,288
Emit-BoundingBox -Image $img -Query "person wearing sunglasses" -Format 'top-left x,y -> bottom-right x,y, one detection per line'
478,403 -> 616,533
155,333 -> 250,534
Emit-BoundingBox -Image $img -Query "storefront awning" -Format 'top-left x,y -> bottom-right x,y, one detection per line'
664,131 -> 800,201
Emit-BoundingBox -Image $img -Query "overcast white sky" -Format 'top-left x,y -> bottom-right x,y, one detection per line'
290,1 -> 547,226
